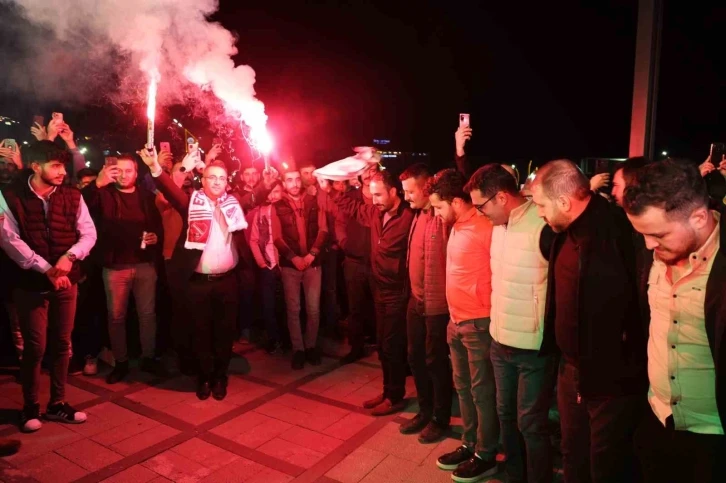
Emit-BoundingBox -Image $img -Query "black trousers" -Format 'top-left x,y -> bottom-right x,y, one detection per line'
343,258 -> 375,350
188,272 -> 239,381
374,287 -> 408,403
634,406 -> 726,483
558,361 -> 644,483
406,296 -> 451,424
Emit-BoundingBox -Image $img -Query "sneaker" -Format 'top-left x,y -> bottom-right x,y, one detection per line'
20,403 -> 42,433
362,393 -> 386,409
399,413 -> 430,434
292,351 -> 306,370
418,420 -> 448,444
105,360 -> 129,384
265,340 -> 281,354
371,398 -> 406,416
45,402 -> 87,425
83,356 -> 98,376
451,454 -> 498,482
437,445 -> 474,471
305,347 -> 322,366
68,358 -> 83,376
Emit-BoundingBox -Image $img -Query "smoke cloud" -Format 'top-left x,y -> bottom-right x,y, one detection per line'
1,0 -> 265,128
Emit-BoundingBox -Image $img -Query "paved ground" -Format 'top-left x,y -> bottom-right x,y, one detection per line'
0,339 -> 530,483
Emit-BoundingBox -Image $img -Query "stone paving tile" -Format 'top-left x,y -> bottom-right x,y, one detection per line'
233,414 -> 293,449
243,351 -> 334,386
3,422 -> 85,465
162,398 -> 238,426
110,424 -> 180,456
171,438 -> 240,471
278,426 -> 344,454
125,381 -> 196,410
20,451 -> 89,483
142,449 -> 214,482
358,454 -> 420,483
242,466 -> 294,483
1,375 -> 97,407
55,437 -> 124,471
361,422 -> 439,464
257,437 -> 326,469
223,378 -> 275,406
325,446 -> 388,483
199,457 -> 280,483
100,464 -> 160,483
322,412 -> 376,441
256,395 -> 349,432
79,366 -> 156,392
92,414 -> 161,446
67,402 -> 142,438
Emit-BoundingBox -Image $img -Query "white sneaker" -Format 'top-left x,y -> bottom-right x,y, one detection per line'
83,356 -> 98,376
21,404 -> 42,433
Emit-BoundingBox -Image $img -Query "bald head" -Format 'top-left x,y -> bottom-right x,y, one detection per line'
533,159 -> 590,201
501,164 -> 517,183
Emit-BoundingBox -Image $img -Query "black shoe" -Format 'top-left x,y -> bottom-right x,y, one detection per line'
105,360 -> 129,384
68,358 -> 83,376
340,348 -> 364,365
292,351 -> 305,370
399,413 -> 430,434
212,377 -> 228,401
265,339 -> 281,354
305,347 -> 321,366
20,403 -> 42,433
362,393 -> 386,409
437,445 -> 474,471
418,420 -> 448,444
451,454 -> 498,482
140,357 -> 162,376
45,402 -> 87,425
196,380 -> 212,400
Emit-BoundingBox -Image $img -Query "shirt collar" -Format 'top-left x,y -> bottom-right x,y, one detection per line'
27,175 -> 56,200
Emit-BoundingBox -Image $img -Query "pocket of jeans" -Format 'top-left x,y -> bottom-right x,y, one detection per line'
473,317 -> 491,332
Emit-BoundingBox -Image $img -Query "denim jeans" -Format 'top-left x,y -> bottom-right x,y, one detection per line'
490,340 -> 557,483
407,296 -> 451,424
447,318 -> 499,458
281,266 -> 322,352
14,285 -> 78,406
103,263 -> 158,362
558,360 -> 644,483
259,266 -> 282,341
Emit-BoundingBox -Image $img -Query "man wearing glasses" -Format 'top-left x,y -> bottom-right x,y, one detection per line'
139,150 -> 251,402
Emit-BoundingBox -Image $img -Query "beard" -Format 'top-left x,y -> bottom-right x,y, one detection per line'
41,171 -> 64,186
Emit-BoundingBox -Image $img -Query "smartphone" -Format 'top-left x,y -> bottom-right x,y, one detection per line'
52,112 -> 63,122
160,142 -> 171,153
2,139 -> 17,151
459,113 -> 470,128
213,137 -> 222,146
595,159 -> 610,175
105,156 -> 118,166
33,115 -> 44,127
710,142 -> 726,164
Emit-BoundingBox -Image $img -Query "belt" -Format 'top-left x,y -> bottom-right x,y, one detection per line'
190,270 -> 235,282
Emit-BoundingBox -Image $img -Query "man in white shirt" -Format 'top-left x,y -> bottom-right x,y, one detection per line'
140,149 -> 250,402
625,159 -> 726,482
0,141 -> 96,432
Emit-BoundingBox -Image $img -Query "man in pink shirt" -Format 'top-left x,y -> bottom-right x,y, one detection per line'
427,168 -> 499,482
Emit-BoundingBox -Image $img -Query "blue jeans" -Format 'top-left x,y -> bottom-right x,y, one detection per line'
447,318 -> 499,458
490,340 -> 557,483
281,266 -> 322,352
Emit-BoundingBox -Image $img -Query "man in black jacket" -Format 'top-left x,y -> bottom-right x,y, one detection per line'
84,155 -> 163,384
330,170 -> 415,416
531,159 -> 647,483
624,159 -> 725,482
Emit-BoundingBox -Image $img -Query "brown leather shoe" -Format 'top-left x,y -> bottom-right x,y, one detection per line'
399,413 -> 430,434
362,393 -> 386,409
418,421 -> 448,444
371,398 -> 406,416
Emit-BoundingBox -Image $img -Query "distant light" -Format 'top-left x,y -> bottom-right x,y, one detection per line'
511,164 -> 516,168
4,122 -> 10,126
173,119 -> 178,124
380,166 -> 387,170
116,151 -> 121,155
80,147 -> 88,154
282,162 -> 289,170
22,141 -> 28,145
661,151 -> 668,156
85,161 -> 91,167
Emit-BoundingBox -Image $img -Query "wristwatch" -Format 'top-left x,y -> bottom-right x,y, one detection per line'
65,252 -> 77,262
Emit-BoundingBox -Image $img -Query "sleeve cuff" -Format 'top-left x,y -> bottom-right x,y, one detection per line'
38,260 -> 53,274
150,165 -> 163,177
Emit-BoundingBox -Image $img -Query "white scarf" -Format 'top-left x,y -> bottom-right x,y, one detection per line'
185,190 -> 247,250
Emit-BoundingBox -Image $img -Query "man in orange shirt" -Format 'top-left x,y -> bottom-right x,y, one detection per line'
427,168 -> 499,482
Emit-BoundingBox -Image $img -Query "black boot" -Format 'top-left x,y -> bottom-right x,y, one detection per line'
105,360 -> 129,384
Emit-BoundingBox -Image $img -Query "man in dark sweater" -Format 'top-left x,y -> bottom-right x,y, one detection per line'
531,159 -> 647,483
329,170 -> 415,416
83,155 -> 163,384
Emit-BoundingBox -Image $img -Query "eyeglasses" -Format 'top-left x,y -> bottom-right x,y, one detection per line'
474,193 -> 497,213
204,175 -> 228,183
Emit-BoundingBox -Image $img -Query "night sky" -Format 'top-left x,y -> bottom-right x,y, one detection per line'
0,1 -> 724,171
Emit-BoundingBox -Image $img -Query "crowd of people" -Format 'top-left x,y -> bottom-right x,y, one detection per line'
0,117 -> 724,483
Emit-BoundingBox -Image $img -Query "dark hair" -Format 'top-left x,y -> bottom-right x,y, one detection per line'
23,141 -> 69,166
426,168 -> 471,204
464,163 -> 519,197
534,159 -> 590,200
300,162 -> 316,170
76,168 -> 98,179
614,156 -> 650,186
623,158 -> 709,219
399,163 -> 431,182
371,169 -> 398,190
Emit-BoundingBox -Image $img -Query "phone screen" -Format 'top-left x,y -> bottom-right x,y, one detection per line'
52,112 -> 63,122
105,156 -> 118,166
33,115 -> 44,127
160,142 -> 171,153
459,113 -> 470,128
711,143 -> 726,164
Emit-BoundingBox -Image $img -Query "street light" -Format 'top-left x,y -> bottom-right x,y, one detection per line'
661,151 -> 668,156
